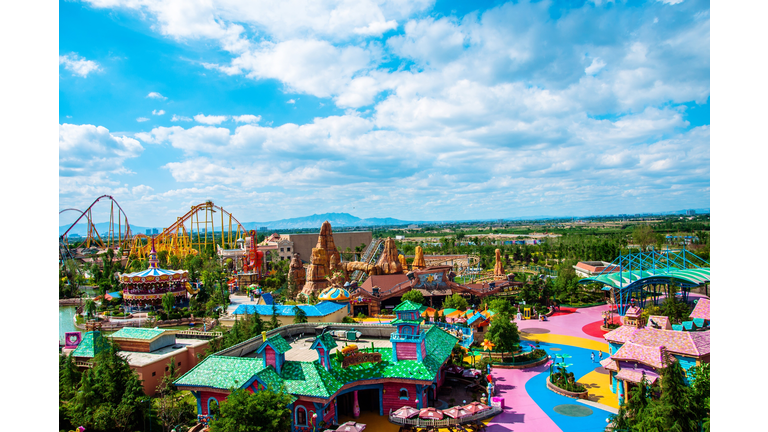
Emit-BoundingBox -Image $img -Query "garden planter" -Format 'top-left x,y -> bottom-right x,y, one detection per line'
546,376 -> 589,399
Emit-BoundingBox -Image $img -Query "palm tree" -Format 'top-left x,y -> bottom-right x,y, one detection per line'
83,298 -> 96,320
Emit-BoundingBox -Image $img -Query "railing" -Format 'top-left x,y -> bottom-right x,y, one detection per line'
176,330 -> 223,340
388,405 -> 502,426
74,360 -> 94,368
351,239 -> 384,281
390,332 -> 427,343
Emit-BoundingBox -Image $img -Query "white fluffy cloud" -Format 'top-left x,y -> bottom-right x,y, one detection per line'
194,114 -> 228,125
59,53 -> 100,77
152,109 -> 165,115
171,114 -> 192,122
146,92 -> 167,100
137,117 -> 150,122
233,115 -> 261,123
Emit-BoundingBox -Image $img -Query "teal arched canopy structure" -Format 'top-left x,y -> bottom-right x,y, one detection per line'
579,248 -> 709,315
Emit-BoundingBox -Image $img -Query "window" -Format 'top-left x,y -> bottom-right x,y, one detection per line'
399,388 -> 409,400
178,361 -> 182,366
280,248 -> 284,252
152,371 -> 156,376
287,247 -> 291,252
295,406 -> 308,426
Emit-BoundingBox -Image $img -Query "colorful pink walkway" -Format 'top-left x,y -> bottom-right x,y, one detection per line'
486,362 -> 559,431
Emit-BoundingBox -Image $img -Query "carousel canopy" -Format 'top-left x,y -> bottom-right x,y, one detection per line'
119,267 -> 188,283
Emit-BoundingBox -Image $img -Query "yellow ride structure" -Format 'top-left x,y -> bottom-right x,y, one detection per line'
128,201 -> 247,266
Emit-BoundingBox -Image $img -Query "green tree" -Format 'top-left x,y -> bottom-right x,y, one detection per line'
443,293 -> 469,311
484,316 -> 519,357
488,298 -> 514,317
633,224 -> 657,252
208,388 -> 293,432
293,306 -> 308,324
64,341 -> 149,432
83,298 -> 97,320
269,304 -> 280,330
162,291 -> 176,313
401,289 -> 425,305
156,357 -> 196,432
59,353 -> 82,401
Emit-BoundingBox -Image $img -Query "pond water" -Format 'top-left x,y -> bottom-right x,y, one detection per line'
59,306 -> 77,344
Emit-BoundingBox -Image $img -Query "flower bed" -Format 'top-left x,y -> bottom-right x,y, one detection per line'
546,375 -> 589,399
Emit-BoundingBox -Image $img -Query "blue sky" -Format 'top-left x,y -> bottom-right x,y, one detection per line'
59,0 -> 710,227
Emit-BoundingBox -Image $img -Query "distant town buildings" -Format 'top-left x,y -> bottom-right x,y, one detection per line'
145,228 -> 159,235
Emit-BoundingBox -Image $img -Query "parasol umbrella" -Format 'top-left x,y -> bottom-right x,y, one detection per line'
442,406 -> 471,419
419,407 -> 444,420
392,406 -> 420,419
463,401 -> 490,414
335,421 -> 367,432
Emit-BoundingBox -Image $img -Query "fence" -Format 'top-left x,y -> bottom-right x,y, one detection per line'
387,405 -> 502,427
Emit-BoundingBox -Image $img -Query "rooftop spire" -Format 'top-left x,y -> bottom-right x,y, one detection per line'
148,236 -> 158,269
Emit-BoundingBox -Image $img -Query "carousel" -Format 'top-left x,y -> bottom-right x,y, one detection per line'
119,239 -> 189,308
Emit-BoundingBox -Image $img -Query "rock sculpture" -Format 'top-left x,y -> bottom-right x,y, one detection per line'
412,246 -> 426,270
398,254 -> 408,272
315,221 -> 341,272
288,252 -> 306,288
302,247 -> 329,296
494,248 -> 504,276
375,237 -> 403,274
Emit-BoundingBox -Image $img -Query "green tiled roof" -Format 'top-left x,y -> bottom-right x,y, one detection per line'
391,317 -> 424,325
279,326 -> 458,400
317,332 -> 338,350
266,334 -> 292,354
174,356 -> 267,390
394,300 -> 423,312
110,327 -> 166,340
71,331 -> 108,358
441,308 -> 457,316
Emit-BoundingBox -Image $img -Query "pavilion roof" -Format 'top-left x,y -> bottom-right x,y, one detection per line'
71,331 -> 108,358
615,369 -> 658,385
612,342 -> 667,369
605,326 -> 710,357
689,298 -> 710,320
231,301 -> 345,317
394,300 -> 423,312
582,267 -> 710,291
109,327 -> 166,341
174,355 -> 267,390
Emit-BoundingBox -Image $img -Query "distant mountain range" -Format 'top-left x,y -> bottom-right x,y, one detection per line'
60,212 -> 420,236
59,208 -> 709,236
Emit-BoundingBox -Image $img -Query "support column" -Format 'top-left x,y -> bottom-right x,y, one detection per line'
379,388 -> 384,416
353,390 -> 360,418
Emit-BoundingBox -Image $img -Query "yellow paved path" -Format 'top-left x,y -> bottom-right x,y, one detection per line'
520,333 -> 609,352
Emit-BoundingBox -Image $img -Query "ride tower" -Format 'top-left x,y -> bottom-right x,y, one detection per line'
390,300 -> 427,362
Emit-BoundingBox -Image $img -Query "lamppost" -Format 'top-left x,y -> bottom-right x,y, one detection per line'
311,412 -> 318,432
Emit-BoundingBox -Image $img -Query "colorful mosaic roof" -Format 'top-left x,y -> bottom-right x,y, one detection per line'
599,358 -> 618,372
394,300 -> 423,312
174,356 -> 267,390
319,286 -> 351,302
391,317 -> 424,325
280,325 -> 458,399
110,327 -> 166,340
604,326 -> 710,357
615,369 -> 658,385
689,298 -> 710,320
231,301 -> 346,317
612,342 -> 667,369
263,334 -> 292,354
71,331 -> 108,358
582,267 -> 710,291
646,316 -> 671,330
312,332 -> 338,350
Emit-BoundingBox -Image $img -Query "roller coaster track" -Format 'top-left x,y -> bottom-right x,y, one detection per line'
350,238 -> 384,282
59,196 -> 132,261
128,201 -> 247,266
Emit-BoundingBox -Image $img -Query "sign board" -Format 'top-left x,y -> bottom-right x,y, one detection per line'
342,351 -> 382,368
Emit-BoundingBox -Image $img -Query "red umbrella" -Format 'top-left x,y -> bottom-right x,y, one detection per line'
419,407 -> 444,420
442,406 -> 471,419
335,421 -> 366,432
463,401 -> 490,414
392,406 -> 420,419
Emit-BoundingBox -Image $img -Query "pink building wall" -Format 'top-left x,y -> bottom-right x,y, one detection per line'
397,342 -> 417,360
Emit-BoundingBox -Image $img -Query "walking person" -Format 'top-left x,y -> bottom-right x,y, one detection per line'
599,351 -> 603,361
591,352 -> 595,363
